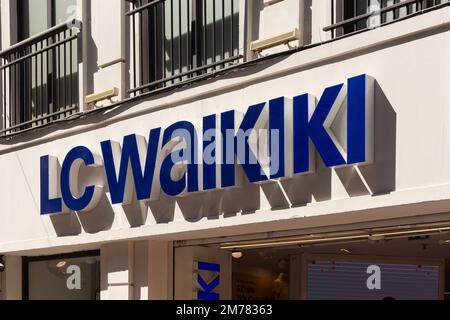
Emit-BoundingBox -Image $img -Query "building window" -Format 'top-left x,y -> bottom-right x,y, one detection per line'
18,0 -> 78,41
0,0 -> 79,136
328,0 -> 446,37
127,0 -> 241,97
23,251 -> 100,300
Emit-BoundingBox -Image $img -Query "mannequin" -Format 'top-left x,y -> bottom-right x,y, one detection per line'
272,273 -> 289,300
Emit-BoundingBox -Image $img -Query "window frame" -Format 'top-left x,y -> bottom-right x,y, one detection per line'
17,0 -> 55,43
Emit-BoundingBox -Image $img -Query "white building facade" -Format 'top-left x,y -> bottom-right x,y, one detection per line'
0,0 -> 450,300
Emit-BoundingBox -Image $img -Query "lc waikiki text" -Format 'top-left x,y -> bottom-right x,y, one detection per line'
40,74 -> 374,215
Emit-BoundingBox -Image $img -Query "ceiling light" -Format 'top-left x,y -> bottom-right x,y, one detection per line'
219,223 -> 450,251
372,226 -> 450,238
231,251 -> 243,259
369,235 -> 385,241
56,261 -> 67,269
221,234 -> 368,250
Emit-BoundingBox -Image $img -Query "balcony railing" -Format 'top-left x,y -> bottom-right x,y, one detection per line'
325,0 -> 450,38
127,0 -> 242,97
0,21 -> 80,136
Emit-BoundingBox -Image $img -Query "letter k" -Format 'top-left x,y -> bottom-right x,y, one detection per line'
197,275 -> 220,300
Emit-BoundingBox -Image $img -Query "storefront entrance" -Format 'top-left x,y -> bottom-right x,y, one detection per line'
175,223 -> 450,300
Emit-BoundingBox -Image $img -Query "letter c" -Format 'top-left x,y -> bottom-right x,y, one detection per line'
61,146 -> 103,212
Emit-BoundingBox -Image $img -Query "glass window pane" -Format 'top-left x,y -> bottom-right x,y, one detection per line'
18,0 -> 48,41
55,0 -> 78,25
27,255 -> 100,300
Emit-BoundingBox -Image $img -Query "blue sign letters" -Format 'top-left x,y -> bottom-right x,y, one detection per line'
40,74 -> 373,215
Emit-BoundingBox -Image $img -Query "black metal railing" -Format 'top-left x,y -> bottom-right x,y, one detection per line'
325,0 -> 449,38
127,0 -> 241,97
0,21 -> 80,135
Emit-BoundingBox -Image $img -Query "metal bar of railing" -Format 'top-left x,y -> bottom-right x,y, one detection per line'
0,106 -> 78,135
231,0 -> 234,56
0,35 -> 77,70
34,43 -> 38,124
64,32 -> 68,114
212,0 -> 216,70
187,0 -> 191,74
70,29 -> 73,110
153,3 -> 157,83
221,0 -> 225,61
139,4 -> 144,90
127,54 -> 242,94
0,20 -> 80,58
324,11 -> 373,32
162,1 -> 167,80
132,5 -> 137,93
125,0 -> 164,16
203,0 -> 207,68
2,62 -> 6,129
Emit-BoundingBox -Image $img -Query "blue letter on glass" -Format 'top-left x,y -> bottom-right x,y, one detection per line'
197,262 -> 220,301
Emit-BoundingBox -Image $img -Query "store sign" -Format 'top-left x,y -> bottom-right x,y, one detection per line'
40,74 -> 374,215
194,261 -> 221,301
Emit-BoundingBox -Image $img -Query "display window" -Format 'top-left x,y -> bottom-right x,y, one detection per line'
23,251 -> 100,300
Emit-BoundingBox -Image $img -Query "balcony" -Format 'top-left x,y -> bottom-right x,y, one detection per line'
0,21 -> 80,136
325,0 -> 449,38
126,0 -> 242,97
